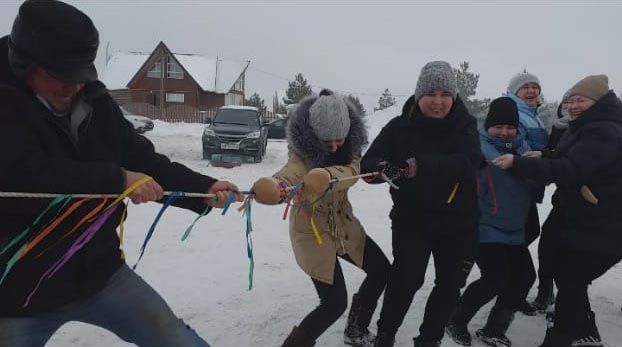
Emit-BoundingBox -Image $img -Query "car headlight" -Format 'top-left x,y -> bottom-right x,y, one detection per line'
246,130 -> 260,139
204,128 -> 215,137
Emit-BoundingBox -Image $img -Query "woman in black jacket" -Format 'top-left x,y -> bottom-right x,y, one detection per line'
492,75 -> 622,347
361,61 -> 481,347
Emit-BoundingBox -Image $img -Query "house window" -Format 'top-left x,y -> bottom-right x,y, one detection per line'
225,93 -> 243,106
166,93 -> 185,103
167,61 -> 184,79
147,62 -> 162,78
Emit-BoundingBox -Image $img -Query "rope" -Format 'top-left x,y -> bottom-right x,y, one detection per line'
0,191 -> 217,199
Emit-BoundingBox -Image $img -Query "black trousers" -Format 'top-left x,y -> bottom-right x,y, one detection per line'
299,237 -> 390,340
537,207 -> 563,280
515,202 -> 539,305
376,223 -> 475,341
552,246 -> 620,341
454,243 -> 533,325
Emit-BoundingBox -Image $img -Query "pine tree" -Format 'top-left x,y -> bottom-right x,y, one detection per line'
272,91 -> 287,115
453,61 -> 491,121
346,95 -> 366,116
375,88 -> 396,111
245,92 -> 266,113
284,73 -> 313,105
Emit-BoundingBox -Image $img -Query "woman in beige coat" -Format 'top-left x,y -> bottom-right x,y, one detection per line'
253,90 -> 390,347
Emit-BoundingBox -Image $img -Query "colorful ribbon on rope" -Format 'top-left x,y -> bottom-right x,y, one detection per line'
132,191 -> 182,270
181,206 -> 211,241
239,194 -> 255,290
0,195 -> 72,285
18,176 -> 153,306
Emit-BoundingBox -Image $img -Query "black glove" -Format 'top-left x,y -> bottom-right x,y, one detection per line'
378,158 -> 417,182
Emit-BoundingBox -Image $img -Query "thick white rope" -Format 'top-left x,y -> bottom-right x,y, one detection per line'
0,191 -> 216,199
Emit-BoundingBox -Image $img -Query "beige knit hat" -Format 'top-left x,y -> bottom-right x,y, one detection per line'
567,75 -> 609,101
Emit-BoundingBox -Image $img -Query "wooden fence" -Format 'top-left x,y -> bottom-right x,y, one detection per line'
122,102 -> 279,124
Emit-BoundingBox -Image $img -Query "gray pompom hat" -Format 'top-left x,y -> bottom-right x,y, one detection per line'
507,72 -> 541,96
308,92 -> 350,140
414,61 -> 457,101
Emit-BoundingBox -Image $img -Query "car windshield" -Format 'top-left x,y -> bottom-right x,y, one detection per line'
213,109 -> 259,126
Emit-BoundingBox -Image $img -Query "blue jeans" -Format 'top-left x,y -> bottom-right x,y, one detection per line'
0,264 -> 210,347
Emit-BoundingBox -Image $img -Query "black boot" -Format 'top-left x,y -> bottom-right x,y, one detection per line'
445,321 -> 472,346
281,326 -> 315,347
475,306 -> 514,346
344,294 -> 376,347
373,331 -> 395,347
445,304 -> 474,346
532,277 -> 555,313
517,300 -> 537,316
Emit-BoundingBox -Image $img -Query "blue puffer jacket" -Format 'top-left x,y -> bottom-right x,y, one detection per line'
478,130 -> 532,245
509,93 -> 548,150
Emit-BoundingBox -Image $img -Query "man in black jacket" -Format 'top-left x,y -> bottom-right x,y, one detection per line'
0,1 -> 238,346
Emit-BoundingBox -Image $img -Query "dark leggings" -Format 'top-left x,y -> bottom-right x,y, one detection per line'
299,237 -> 390,340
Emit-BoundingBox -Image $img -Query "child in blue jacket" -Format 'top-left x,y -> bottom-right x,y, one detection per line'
446,97 -> 533,347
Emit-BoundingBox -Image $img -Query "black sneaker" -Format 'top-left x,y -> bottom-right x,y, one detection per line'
475,328 -> 511,347
531,299 -> 549,313
571,335 -> 603,346
445,322 -> 472,346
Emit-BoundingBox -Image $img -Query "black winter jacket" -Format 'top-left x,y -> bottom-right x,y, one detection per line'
361,95 -> 481,237
512,91 -> 622,256
0,35 -> 216,316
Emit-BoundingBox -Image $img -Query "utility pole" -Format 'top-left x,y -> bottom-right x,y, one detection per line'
214,55 -> 219,92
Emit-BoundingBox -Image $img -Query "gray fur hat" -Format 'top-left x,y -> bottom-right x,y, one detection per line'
414,61 -> 457,101
507,72 -> 541,95
308,91 -> 350,140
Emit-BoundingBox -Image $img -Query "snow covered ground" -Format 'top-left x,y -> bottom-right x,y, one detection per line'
47,106 -> 622,346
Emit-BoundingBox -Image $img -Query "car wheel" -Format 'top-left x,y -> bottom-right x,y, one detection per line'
253,150 -> 262,163
203,149 -> 212,160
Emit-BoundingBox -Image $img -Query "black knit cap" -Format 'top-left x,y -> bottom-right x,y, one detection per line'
484,97 -> 519,130
8,0 -> 99,83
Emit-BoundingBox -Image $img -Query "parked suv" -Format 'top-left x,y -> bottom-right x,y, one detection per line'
202,106 -> 268,162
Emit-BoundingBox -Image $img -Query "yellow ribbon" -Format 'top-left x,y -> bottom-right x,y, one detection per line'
309,203 -> 323,245
118,201 -> 128,259
447,183 -> 460,204
105,176 -> 154,211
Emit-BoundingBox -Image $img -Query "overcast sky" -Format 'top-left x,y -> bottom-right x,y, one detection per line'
1,0 -> 620,111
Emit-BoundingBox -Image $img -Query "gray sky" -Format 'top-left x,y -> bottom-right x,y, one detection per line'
1,0 -> 620,111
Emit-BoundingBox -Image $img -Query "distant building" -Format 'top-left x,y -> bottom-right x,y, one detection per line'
101,41 -> 249,122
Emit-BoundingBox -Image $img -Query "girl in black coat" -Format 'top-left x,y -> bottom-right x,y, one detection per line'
361,61 -> 481,347
492,75 -> 622,347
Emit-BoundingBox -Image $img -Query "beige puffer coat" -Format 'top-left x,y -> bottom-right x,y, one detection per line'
274,151 -> 366,284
